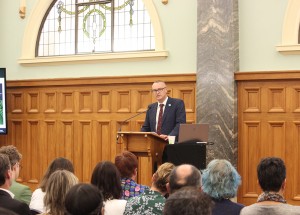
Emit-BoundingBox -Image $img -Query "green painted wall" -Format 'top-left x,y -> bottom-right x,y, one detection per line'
239,0 -> 300,71
0,0 -> 197,80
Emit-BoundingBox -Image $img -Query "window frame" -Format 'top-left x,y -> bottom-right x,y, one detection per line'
19,0 -> 168,66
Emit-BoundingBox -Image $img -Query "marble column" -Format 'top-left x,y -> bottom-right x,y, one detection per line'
197,0 -> 239,166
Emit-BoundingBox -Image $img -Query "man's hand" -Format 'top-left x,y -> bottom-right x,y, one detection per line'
159,134 -> 168,140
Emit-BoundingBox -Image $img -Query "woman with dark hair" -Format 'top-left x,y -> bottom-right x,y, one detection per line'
65,183 -> 104,215
202,159 -> 244,215
30,157 -> 74,213
115,151 -> 148,200
241,157 -> 300,215
91,161 -> 126,215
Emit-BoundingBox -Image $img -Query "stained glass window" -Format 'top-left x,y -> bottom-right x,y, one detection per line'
37,0 -> 155,57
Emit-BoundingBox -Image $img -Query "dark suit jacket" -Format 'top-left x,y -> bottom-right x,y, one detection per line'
141,97 -> 186,138
0,189 -> 31,215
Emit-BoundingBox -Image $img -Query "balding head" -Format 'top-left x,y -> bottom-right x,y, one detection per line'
168,164 -> 201,194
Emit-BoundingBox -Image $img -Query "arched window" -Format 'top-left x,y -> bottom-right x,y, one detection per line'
38,0 -> 155,56
19,0 -> 167,65
276,0 -> 300,54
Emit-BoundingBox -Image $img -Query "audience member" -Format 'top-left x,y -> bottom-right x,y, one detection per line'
65,183 -> 104,215
91,161 -> 126,215
115,151 -> 149,200
167,164 -> 201,194
0,153 -> 31,215
41,169 -> 78,215
29,157 -> 74,213
240,157 -> 300,215
164,187 -> 213,215
0,145 -> 32,204
202,159 -> 244,215
124,162 -> 175,215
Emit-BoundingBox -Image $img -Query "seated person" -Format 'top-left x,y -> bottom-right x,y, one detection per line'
65,183 -> 104,215
41,170 -> 78,215
202,159 -> 244,215
164,187 -> 213,215
0,154 -> 31,215
124,162 -> 175,215
0,145 -> 32,205
240,157 -> 300,215
167,164 -> 202,194
29,157 -> 74,213
115,151 -> 149,200
91,161 -> 126,215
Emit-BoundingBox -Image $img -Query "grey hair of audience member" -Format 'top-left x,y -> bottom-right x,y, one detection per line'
164,187 -> 213,215
202,159 -> 241,199
168,164 -> 201,193
65,183 -> 104,215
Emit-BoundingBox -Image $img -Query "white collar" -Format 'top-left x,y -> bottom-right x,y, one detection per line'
0,188 -> 15,198
157,97 -> 168,106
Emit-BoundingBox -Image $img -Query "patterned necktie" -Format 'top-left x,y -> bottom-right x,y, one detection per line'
157,104 -> 164,135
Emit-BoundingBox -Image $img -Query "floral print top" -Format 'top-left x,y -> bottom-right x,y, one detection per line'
123,189 -> 166,215
121,178 -> 149,200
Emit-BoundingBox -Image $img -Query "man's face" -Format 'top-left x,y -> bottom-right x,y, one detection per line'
152,82 -> 167,103
12,162 -> 20,180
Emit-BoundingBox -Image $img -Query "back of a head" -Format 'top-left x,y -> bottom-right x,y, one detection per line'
202,159 -> 241,199
0,154 -> 11,186
40,157 -> 74,191
65,183 -> 104,215
114,151 -> 138,178
257,157 -> 286,192
91,161 -> 122,200
153,162 -> 175,193
44,169 -> 78,215
168,164 -> 201,193
164,187 -> 212,215
0,145 -> 22,166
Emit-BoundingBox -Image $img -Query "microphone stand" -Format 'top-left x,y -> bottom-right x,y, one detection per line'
116,107 -> 150,144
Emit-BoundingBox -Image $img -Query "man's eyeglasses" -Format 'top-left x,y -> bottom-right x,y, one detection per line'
151,87 -> 166,93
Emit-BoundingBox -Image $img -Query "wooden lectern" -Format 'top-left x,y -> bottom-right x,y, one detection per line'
117,131 -> 167,186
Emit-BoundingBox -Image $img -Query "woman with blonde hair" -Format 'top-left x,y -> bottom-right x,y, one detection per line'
40,169 -> 78,215
124,162 -> 175,215
30,157 -> 74,213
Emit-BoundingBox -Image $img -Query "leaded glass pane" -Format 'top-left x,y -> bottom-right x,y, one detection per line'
37,0 -> 155,57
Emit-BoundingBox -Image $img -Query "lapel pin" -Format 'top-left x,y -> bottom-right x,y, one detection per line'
168,104 -> 171,107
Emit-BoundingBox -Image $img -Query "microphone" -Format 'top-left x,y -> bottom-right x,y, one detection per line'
116,106 -> 151,143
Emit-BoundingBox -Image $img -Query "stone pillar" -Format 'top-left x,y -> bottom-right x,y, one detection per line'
197,0 -> 239,165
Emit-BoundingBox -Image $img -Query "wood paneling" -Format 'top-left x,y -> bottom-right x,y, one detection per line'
1,74 -> 196,190
235,71 -> 300,205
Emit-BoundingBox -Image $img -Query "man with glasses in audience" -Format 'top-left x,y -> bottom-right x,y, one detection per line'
0,145 -> 32,205
0,153 -> 31,215
141,80 -> 186,142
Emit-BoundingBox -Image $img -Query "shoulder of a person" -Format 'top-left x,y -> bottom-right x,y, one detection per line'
14,181 -> 31,190
168,97 -> 183,103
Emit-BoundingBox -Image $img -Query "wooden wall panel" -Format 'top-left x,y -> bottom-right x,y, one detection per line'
0,74 -> 196,191
27,92 -> 39,113
10,92 -> 24,113
236,71 -> 300,206
43,92 -> 57,113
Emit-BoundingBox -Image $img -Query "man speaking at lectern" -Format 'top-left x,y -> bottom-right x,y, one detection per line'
141,81 -> 186,141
